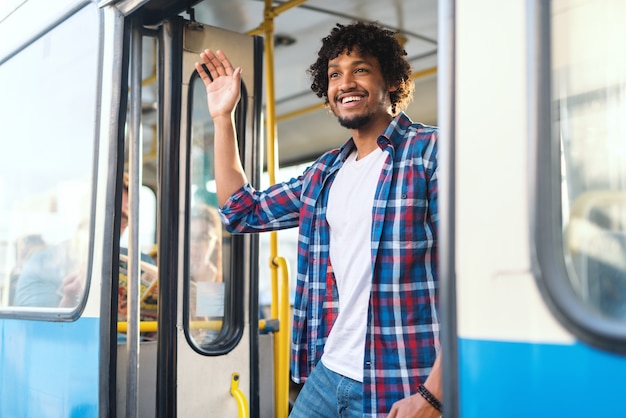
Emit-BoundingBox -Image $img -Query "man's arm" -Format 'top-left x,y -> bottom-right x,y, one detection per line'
388,353 -> 442,418
195,49 -> 247,206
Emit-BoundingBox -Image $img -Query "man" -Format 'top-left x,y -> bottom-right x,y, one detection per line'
195,21 -> 441,417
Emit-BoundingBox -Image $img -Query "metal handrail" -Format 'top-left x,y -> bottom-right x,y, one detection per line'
231,372 -> 250,418
117,319 -> 276,333
247,1 -> 307,416
272,256 -> 291,418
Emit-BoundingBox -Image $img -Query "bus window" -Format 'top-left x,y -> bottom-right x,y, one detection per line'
185,73 -> 232,349
553,1 -> 626,321
533,0 -> 626,350
0,4 -> 98,314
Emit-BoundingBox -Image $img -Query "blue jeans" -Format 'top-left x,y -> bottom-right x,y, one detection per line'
290,361 -> 363,418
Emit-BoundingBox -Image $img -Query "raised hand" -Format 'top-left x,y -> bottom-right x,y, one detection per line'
195,49 -> 242,120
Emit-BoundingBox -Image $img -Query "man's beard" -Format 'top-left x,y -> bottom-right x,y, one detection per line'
337,113 -> 372,130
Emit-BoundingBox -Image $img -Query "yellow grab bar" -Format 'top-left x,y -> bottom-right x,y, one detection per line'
117,321 -> 158,333
117,319 -> 274,333
272,255 -> 291,418
231,372 -> 249,418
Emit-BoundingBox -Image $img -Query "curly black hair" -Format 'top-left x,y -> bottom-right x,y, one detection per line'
307,21 -> 414,115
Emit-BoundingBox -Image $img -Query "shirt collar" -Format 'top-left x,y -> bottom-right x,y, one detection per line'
380,111 -> 412,150
337,112 -> 412,162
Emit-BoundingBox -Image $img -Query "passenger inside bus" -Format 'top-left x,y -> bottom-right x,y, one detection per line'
188,203 -> 223,345
14,218 -> 89,308
8,234 -> 46,305
116,173 -> 158,341
189,204 -> 222,284
14,174 -> 158,335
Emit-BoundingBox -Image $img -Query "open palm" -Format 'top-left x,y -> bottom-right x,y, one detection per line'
195,49 -> 242,119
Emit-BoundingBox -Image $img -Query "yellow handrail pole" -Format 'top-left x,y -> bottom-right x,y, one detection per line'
231,372 -> 250,418
117,319 -> 271,333
246,2 -> 308,416
273,256 -> 291,418
261,1 -> 307,416
262,1 -> 279,325
247,0 -> 308,37
261,1 -> 281,416
259,13 -> 284,417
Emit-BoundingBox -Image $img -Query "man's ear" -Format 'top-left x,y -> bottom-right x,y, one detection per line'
388,83 -> 399,93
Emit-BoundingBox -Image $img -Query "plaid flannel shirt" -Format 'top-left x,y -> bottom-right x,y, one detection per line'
220,112 -> 439,416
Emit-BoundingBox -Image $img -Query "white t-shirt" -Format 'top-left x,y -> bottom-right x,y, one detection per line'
322,147 -> 387,382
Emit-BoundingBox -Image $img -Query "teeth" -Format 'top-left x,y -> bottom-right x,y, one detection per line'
341,96 -> 361,104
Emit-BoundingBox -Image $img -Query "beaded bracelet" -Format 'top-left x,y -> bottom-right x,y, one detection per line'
417,384 -> 443,413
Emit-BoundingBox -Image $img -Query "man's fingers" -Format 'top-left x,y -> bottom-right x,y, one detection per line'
203,48 -> 225,77
196,49 -> 216,81
215,50 -> 236,76
194,62 -> 213,82
196,49 -> 238,81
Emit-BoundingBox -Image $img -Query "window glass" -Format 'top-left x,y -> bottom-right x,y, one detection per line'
0,5 -> 99,312
119,185 -> 157,255
554,0 -> 626,320
187,75 -> 228,347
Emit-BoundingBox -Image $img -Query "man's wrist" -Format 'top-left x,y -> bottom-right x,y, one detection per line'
417,383 -> 442,413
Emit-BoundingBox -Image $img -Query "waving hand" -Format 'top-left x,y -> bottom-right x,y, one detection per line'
195,49 -> 242,119
194,48 -> 247,206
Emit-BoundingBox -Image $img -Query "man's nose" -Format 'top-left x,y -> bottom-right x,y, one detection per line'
339,74 -> 357,92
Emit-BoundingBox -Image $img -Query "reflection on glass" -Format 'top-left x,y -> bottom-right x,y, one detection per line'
188,76 -> 227,346
14,220 -> 89,308
0,5 -> 98,311
554,0 -> 626,319
189,204 -> 223,344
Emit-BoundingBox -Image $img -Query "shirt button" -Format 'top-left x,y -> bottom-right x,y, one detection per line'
401,193 -> 407,198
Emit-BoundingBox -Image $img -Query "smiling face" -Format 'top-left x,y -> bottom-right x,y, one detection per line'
326,49 -> 395,130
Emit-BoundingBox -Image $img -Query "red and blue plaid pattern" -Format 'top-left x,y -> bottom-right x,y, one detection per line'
220,112 -> 439,416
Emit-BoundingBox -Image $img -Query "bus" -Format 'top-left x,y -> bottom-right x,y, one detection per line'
0,0 -> 625,417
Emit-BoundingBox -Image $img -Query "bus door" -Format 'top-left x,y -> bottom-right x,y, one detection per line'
0,2 -> 108,417
441,1 -> 626,417
159,18 -> 263,417
113,12 -> 262,417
